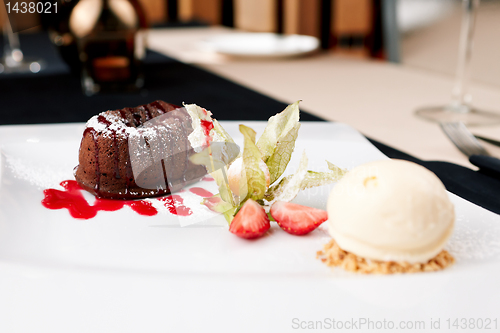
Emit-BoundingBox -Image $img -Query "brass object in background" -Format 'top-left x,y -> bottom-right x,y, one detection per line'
138,0 -> 167,25
179,0 -> 223,25
283,0 -> 321,38
234,0 -> 276,32
332,0 -> 376,58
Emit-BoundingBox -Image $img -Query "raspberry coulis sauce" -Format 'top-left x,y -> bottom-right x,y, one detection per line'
157,195 -> 192,216
42,180 -> 213,220
200,119 -> 214,147
188,187 -> 213,197
201,176 -> 214,182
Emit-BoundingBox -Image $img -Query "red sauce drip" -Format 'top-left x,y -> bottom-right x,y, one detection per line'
202,195 -> 223,212
189,187 -> 213,198
98,115 -> 121,180
118,109 -> 129,122
202,176 -> 214,181
200,119 -> 214,147
160,159 -> 169,188
145,105 -> 154,120
93,198 -> 126,212
97,115 -> 111,126
63,179 -> 84,191
42,180 -> 99,219
150,100 -> 165,113
129,200 -> 157,216
42,180 -> 158,219
200,120 -> 214,135
158,195 -> 192,216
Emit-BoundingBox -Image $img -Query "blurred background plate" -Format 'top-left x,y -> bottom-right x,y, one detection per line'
199,33 -> 320,58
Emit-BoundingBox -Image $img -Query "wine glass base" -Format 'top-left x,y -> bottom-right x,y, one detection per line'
415,105 -> 500,126
0,57 -> 45,74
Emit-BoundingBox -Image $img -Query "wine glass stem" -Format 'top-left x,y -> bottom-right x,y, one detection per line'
451,0 -> 479,109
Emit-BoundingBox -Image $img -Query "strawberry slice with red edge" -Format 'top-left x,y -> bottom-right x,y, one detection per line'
270,201 -> 327,235
229,199 -> 270,239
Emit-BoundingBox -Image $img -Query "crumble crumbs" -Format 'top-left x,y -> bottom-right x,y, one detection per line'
317,239 -> 455,274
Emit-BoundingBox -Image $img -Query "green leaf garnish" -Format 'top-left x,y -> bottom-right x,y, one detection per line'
201,194 -> 237,223
190,146 -> 237,206
266,122 -> 300,185
326,160 -> 347,176
202,194 -> 233,212
213,119 -> 236,144
239,124 -> 266,202
264,159 -> 347,203
186,101 -> 347,225
257,101 -> 300,162
186,104 -> 240,209
266,150 -> 308,203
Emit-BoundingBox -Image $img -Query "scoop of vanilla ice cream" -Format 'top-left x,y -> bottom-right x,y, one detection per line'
327,159 -> 454,264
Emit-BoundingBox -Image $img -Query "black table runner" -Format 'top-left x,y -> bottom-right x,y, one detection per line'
1,32 -> 499,214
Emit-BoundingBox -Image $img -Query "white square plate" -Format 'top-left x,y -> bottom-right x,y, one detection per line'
0,122 -> 499,333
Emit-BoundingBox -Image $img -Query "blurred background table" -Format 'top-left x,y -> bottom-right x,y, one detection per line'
1,0 -> 500,213
148,26 -> 500,169
2,0 -> 500,169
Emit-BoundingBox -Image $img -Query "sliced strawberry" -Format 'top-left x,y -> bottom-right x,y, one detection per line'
229,199 -> 270,239
270,201 -> 327,235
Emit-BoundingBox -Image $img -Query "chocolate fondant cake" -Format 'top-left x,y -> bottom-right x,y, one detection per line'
74,100 -> 206,199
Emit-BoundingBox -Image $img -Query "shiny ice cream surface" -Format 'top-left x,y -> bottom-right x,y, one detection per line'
327,159 -> 455,264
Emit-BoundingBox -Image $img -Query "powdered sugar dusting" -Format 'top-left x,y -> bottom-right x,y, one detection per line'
86,114 -> 107,133
86,111 -> 136,140
446,212 -> 500,262
4,151 -> 75,189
